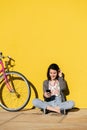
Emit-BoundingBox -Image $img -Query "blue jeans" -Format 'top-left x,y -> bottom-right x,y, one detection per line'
32,96 -> 75,110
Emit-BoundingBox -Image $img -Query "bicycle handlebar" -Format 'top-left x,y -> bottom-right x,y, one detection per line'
0,52 -> 15,61
0,52 -> 4,59
7,56 -> 15,62
0,52 -> 15,68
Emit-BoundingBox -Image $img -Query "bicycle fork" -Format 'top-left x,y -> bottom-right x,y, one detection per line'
4,73 -> 20,97
4,73 -> 14,93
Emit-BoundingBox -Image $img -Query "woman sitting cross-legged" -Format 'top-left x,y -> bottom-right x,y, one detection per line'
32,63 -> 75,115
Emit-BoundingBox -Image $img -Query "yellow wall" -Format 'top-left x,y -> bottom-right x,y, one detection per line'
0,0 -> 87,108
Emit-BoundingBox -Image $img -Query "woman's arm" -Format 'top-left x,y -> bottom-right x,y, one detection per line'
58,71 -> 67,91
59,77 -> 67,91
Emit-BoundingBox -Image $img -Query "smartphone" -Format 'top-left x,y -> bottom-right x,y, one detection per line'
46,90 -> 51,93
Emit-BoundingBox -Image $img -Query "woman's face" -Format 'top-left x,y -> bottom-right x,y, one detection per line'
49,69 -> 57,80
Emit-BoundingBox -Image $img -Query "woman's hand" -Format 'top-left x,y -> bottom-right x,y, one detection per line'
58,70 -> 63,77
44,91 -> 51,98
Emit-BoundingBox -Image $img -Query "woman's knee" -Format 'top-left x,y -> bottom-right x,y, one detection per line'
32,98 -> 39,106
69,100 -> 75,108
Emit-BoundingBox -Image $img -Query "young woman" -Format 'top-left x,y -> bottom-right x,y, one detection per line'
32,63 -> 75,114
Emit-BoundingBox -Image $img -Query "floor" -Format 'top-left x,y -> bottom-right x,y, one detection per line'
0,108 -> 87,130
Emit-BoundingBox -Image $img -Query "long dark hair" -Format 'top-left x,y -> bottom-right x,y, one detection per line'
47,63 -> 60,80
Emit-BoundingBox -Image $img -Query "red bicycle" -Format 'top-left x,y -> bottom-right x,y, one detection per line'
0,52 -> 31,112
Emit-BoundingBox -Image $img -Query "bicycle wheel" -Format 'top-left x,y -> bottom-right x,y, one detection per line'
0,71 -> 31,112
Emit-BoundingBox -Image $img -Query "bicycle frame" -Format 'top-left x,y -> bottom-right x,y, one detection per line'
0,59 -> 12,92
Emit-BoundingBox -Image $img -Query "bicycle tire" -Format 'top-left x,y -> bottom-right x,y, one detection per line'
0,71 -> 31,112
